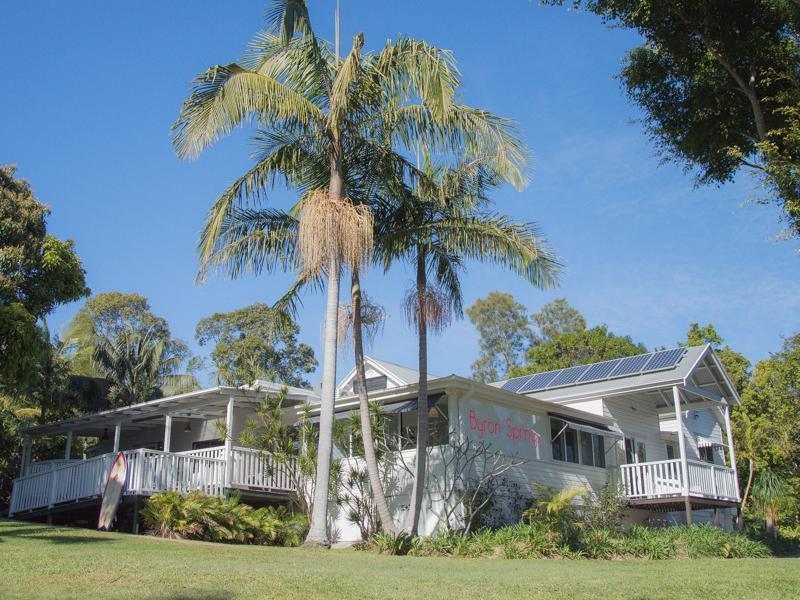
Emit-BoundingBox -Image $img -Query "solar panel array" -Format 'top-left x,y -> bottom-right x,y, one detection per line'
501,347 -> 687,395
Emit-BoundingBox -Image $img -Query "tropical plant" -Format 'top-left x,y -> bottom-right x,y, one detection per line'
377,159 -> 560,535
752,470 -> 790,542
141,491 -> 308,546
523,483 -> 586,544
91,328 -> 198,405
179,0 -> 528,546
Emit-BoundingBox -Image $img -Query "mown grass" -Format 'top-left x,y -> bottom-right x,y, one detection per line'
0,519 -> 797,599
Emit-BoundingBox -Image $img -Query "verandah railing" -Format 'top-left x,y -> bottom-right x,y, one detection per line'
620,458 -> 738,502
9,446 -> 297,515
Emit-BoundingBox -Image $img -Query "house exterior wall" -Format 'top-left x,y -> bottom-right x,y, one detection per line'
602,396 -> 670,463
661,409 -> 726,463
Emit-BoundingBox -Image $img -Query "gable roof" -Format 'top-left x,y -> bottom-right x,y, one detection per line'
336,356 -> 440,395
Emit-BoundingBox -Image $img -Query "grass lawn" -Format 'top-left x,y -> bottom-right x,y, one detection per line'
0,519 -> 797,599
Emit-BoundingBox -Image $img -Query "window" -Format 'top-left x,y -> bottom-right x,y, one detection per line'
352,375 -> 388,395
699,445 -> 715,464
371,400 -> 449,453
551,418 -> 607,468
625,438 -> 635,464
192,439 -> 222,450
636,441 -> 647,463
666,443 -> 676,460
624,438 -> 647,464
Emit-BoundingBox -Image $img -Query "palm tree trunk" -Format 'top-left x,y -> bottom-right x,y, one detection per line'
408,247 -> 429,536
304,252 -> 340,547
351,270 -> 396,534
739,458 -> 755,532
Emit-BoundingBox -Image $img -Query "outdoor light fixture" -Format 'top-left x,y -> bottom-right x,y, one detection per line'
183,422 -> 192,433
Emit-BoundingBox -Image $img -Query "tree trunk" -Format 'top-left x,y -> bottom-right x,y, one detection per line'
408,248 -> 429,536
305,146 -> 345,546
739,458 -> 755,532
351,270 -> 396,534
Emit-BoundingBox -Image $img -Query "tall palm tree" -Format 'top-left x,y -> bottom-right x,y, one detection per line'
178,1 -> 526,546
376,160 -> 561,535
92,329 -> 198,406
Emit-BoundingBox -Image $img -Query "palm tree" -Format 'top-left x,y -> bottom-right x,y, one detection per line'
376,160 -> 561,535
752,470 -> 788,542
92,329 -> 198,406
178,1 -> 526,546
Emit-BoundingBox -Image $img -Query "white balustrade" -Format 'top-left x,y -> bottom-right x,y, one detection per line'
9,446 -> 296,515
620,459 -> 738,501
230,447 -> 297,492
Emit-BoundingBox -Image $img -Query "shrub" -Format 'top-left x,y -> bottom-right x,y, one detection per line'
367,531 -> 415,555
141,491 -> 307,546
581,483 -> 628,534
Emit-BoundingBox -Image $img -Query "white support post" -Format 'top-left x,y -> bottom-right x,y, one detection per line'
113,422 -> 122,454
723,404 -> 740,499
163,415 -> 173,453
224,396 -> 235,487
64,431 -> 73,460
673,385 -> 692,524
20,437 -> 32,477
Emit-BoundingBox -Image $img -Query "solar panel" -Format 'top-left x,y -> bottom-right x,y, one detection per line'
501,376 -> 532,393
502,347 -> 688,396
548,364 -> 591,388
578,358 -> 622,382
609,353 -> 652,377
643,348 -> 685,371
518,370 -> 560,393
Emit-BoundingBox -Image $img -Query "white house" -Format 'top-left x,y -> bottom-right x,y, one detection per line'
9,344 -> 740,538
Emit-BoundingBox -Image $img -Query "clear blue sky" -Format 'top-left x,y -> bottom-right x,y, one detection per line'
2,1 -> 798,387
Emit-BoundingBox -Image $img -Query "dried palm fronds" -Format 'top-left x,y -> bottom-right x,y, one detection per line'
297,189 -> 373,277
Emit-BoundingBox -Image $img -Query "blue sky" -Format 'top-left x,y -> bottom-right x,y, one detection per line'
2,1 -> 798,387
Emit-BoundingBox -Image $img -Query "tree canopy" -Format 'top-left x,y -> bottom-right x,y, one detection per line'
681,322 -> 752,395
63,292 -> 179,377
467,292 -> 537,383
0,165 -> 89,392
545,0 -> 800,238
509,299 -> 646,376
195,303 -> 317,388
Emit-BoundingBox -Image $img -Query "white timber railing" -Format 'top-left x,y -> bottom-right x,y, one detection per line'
26,459 -> 82,476
9,447 -> 297,516
230,446 -> 297,492
620,459 -> 738,502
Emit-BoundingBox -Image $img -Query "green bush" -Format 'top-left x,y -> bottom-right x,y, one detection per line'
141,491 -> 307,546
363,522 -> 771,560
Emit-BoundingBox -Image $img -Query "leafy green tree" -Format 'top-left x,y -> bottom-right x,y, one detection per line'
544,1 -> 800,238
467,292 -> 537,383
195,303 -> 316,388
91,328 -> 198,406
182,0 -> 525,546
63,292 -> 172,377
739,333 -> 800,524
681,322 -> 751,395
511,301 -> 645,376
533,297 -> 587,341
0,165 -> 89,392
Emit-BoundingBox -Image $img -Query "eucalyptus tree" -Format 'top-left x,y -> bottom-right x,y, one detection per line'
376,160 -> 561,535
176,1 -> 526,546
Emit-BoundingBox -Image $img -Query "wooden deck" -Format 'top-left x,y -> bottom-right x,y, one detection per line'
9,446 -> 297,517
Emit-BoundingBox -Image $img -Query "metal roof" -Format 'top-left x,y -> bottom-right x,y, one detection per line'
22,381 -> 319,437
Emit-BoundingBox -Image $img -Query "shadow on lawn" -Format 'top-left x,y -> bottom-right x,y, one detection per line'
0,525 -> 116,544
154,593 -> 234,600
